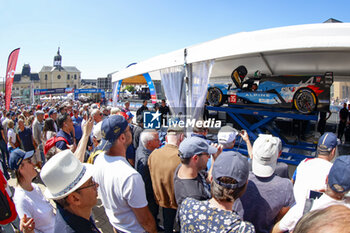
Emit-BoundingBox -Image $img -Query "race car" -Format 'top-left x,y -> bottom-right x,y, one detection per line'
207,66 -> 333,114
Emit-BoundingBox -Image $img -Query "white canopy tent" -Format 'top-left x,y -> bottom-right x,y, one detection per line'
113,23 -> 350,83
112,23 -> 350,123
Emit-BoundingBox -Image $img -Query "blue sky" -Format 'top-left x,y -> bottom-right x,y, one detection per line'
0,0 -> 349,80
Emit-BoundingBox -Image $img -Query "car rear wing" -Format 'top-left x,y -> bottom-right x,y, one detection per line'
324,72 -> 333,85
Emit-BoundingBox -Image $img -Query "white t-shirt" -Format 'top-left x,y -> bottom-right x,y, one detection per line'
7,128 -> 16,147
293,158 -> 332,204
279,194 -> 350,232
93,153 -> 148,233
13,183 -> 55,233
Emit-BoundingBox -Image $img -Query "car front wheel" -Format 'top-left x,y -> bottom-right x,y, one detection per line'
207,87 -> 224,106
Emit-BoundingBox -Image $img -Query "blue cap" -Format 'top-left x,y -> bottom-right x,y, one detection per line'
318,132 -> 340,154
48,109 -> 57,116
100,115 -> 128,151
328,155 -> 350,193
9,149 -> 35,170
212,151 -> 249,189
178,136 -> 217,159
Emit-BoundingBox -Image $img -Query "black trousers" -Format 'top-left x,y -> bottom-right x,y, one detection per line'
162,207 -> 177,233
338,121 -> 346,140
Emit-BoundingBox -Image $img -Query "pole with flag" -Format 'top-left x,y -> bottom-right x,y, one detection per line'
5,48 -> 20,111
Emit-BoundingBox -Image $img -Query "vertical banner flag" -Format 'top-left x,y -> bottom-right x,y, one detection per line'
143,73 -> 157,104
5,48 -> 20,111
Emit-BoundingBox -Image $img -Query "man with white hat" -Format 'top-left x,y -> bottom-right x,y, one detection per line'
40,150 -> 100,233
233,134 -> 294,233
93,115 -> 156,233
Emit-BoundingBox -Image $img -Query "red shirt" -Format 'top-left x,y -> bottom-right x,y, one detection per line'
0,170 -> 17,225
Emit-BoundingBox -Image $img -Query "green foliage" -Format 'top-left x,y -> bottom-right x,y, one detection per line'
123,85 -> 135,92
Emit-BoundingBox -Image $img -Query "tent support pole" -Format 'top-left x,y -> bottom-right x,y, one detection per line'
259,53 -> 274,75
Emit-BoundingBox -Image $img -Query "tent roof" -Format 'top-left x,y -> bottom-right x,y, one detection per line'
112,23 -> 350,83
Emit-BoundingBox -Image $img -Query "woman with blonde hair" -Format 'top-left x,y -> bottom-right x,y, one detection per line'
7,120 -> 19,153
10,149 -> 55,233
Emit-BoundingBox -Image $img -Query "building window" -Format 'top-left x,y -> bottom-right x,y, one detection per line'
67,85 -> 70,88
74,84 -> 77,89
67,74 -> 70,80
74,74 -> 77,80
45,74 -> 48,80
57,75 -> 61,79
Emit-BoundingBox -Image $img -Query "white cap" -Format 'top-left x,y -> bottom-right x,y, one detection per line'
93,122 -> 102,141
218,126 -> 239,144
252,134 -> 281,177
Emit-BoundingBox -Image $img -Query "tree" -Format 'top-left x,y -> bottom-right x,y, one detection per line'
123,85 -> 135,92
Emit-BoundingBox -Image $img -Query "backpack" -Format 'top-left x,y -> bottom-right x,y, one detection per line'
44,136 -> 69,155
87,149 -> 103,164
0,188 -> 12,221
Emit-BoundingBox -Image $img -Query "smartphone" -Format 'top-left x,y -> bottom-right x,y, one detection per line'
309,190 -> 323,199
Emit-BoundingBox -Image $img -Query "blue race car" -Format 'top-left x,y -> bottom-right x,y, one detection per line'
207,66 -> 333,114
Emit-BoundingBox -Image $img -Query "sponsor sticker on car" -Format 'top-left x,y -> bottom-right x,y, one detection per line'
229,95 -> 237,103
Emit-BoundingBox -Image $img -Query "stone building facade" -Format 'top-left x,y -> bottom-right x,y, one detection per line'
12,64 -> 40,100
39,48 -> 81,89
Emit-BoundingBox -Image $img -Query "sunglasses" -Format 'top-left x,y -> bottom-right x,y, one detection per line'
198,153 -> 210,157
75,179 -> 98,191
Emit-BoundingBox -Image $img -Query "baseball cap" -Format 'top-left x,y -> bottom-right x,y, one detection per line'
93,122 -> 102,141
328,155 -> 350,193
318,132 -> 340,154
9,149 -> 35,170
252,134 -> 282,177
35,110 -> 45,116
178,136 -> 217,159
48,109 -> 57,116
91,103 -> 98,109
100,115 -> 128,151
212,151 -> 249,189
217,126 -> 239,144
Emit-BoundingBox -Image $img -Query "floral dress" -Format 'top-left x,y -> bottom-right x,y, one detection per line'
179,198 -> 255,233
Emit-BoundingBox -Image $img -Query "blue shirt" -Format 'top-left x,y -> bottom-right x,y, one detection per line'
56,130 -> 73,150
72,116 -> 83,140
54,203 -> 100,233
18,127 -> 35,151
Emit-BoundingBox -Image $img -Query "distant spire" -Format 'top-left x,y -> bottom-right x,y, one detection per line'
53,47 -> 62,68
323,18 -> 343,23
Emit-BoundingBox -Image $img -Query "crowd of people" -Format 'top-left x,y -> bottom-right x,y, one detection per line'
0,99 -> 350,233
